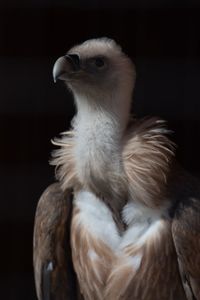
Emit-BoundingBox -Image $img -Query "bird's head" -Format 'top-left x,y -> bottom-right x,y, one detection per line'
53,38 -> 136,127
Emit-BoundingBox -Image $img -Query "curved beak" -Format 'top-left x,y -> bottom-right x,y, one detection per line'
53,54 -> 80,83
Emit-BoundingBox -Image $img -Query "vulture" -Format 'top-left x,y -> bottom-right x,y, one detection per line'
33,38 -> 200,300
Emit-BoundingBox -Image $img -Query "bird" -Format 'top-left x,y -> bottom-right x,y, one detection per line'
33,37 -> 200,300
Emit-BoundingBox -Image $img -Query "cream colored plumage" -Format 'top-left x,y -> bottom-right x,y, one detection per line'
33,38 -> 200,300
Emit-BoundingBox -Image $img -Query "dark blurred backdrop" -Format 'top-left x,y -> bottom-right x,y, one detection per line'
1,0 -> 200,299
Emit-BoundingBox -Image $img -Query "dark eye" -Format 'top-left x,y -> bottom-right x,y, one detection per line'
94,57 -> 105,68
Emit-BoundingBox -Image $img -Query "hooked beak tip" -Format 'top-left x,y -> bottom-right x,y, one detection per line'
52,54 -> 80,83
52,56 -> 68,83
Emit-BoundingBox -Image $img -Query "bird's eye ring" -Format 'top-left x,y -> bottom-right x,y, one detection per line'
94,57 -> 105,68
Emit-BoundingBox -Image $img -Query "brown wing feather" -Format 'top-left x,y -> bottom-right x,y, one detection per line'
172,196 -> 200,300
33,182 -> 81,300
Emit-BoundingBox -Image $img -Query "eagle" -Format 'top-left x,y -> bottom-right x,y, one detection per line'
33,38 -> 200,300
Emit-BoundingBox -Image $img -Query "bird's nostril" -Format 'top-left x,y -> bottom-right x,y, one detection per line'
65,54 -> 80,71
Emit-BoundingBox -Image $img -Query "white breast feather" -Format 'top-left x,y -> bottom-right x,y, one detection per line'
74,190 -> 165,253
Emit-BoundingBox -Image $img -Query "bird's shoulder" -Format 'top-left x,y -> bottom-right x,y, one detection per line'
33,183 -> 79,300
33,183 -> 72,246
172,183 -> 200,300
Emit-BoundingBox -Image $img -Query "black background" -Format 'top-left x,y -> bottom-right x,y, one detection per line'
1,1 -> 200,299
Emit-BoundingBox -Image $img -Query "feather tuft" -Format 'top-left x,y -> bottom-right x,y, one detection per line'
123,117 -> 176,207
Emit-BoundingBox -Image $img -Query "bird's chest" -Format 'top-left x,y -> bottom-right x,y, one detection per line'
71,190 -> 186,300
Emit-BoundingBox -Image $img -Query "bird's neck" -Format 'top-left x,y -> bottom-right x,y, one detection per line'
73,93 -> 129,212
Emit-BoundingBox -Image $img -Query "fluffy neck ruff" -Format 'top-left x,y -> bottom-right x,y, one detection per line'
52,113 -> 175,214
